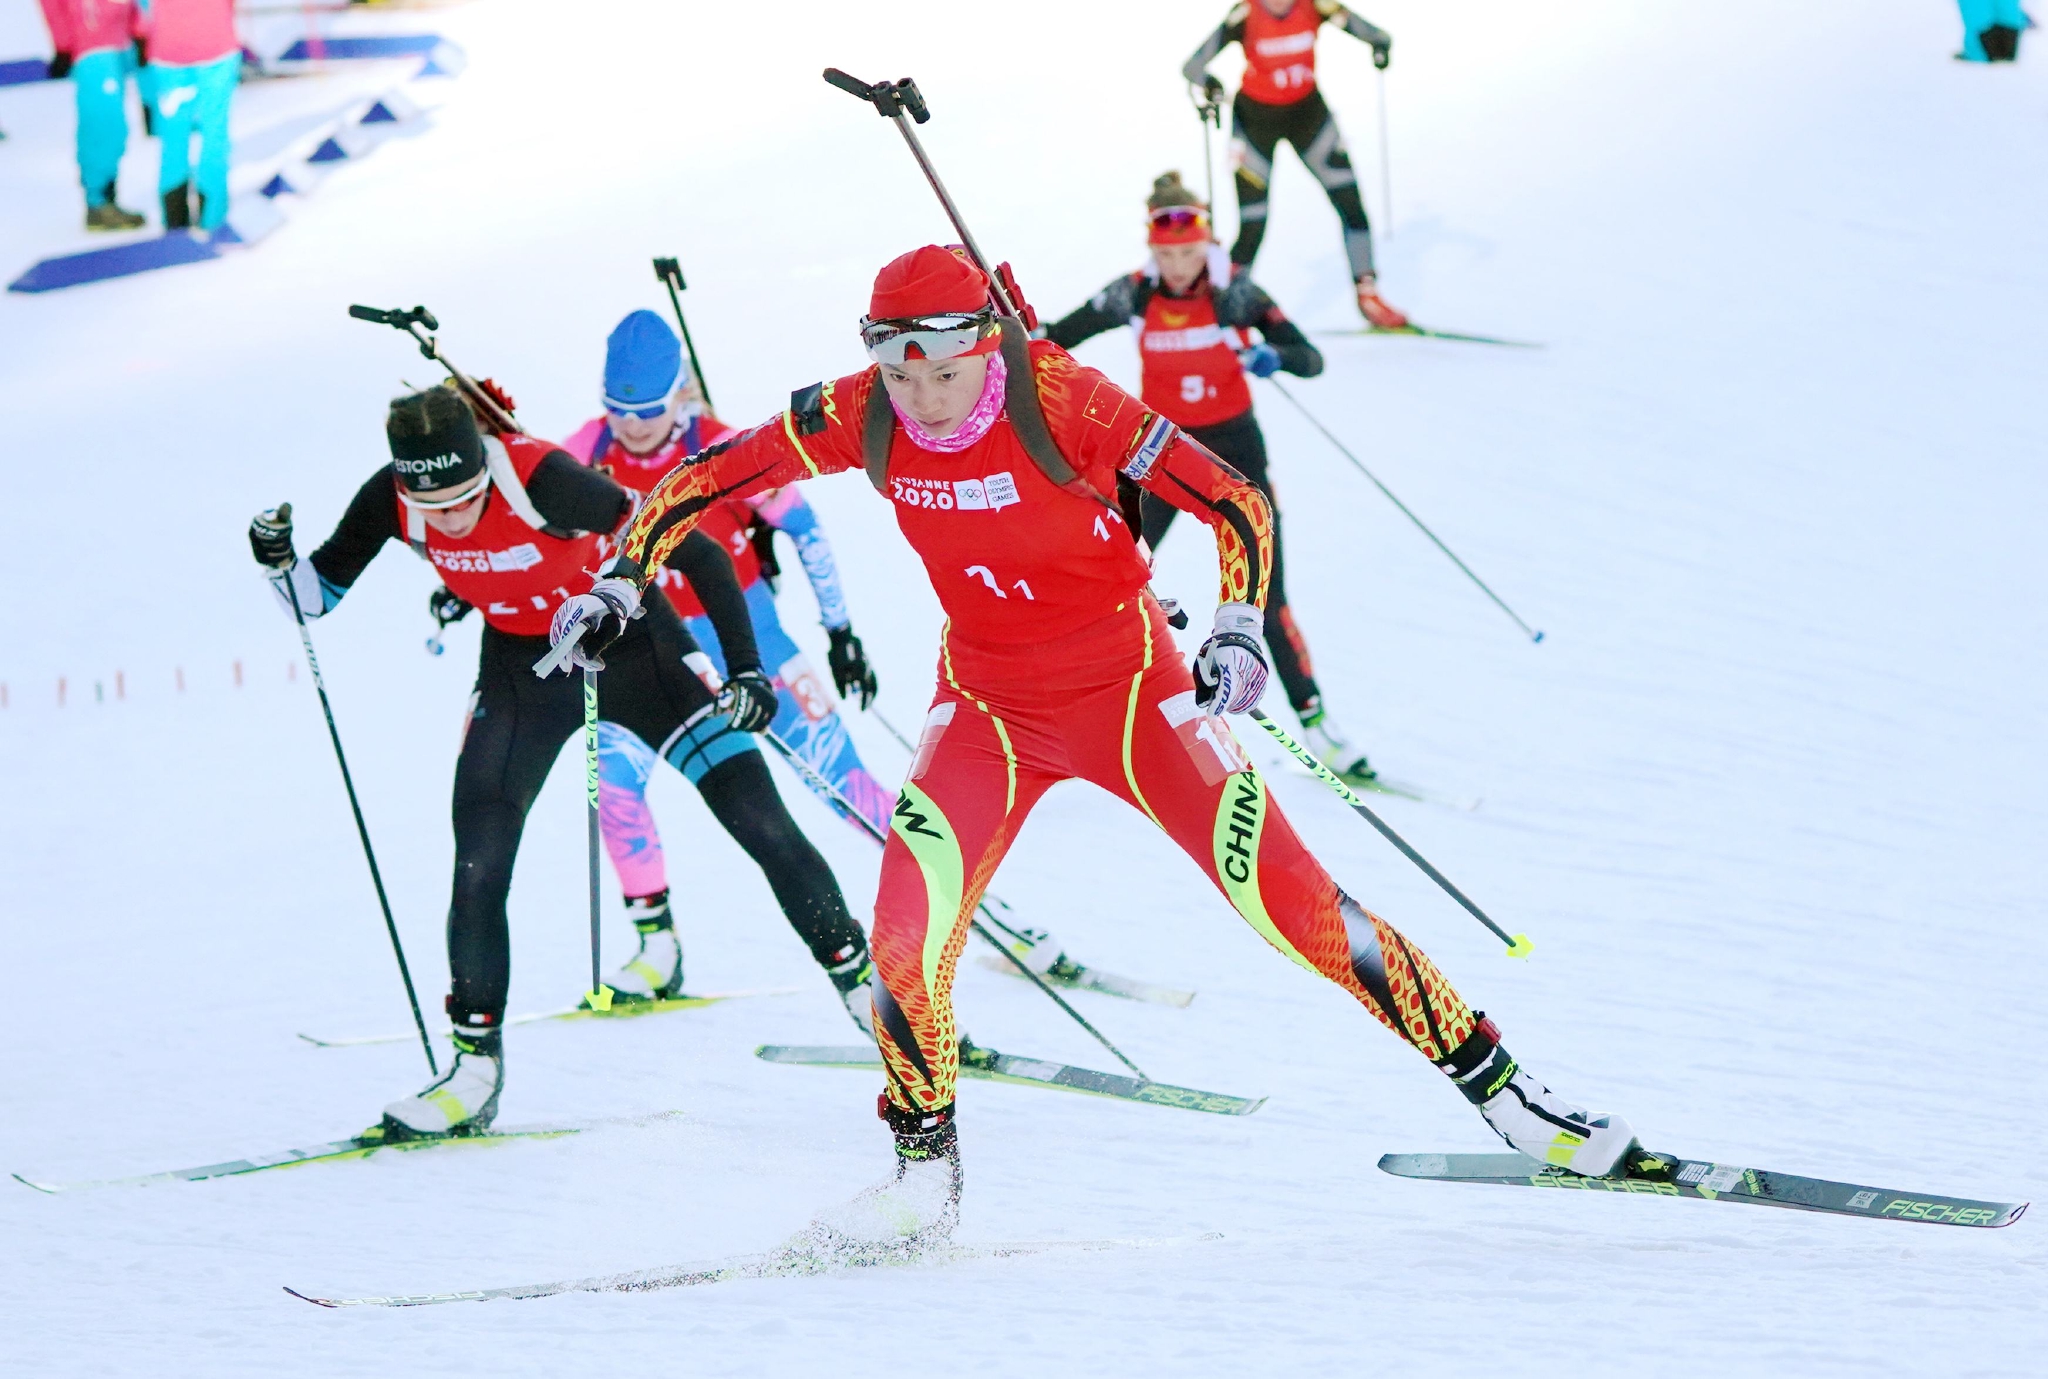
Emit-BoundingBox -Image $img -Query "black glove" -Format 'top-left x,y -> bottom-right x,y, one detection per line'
1372,41 -> 1391,70
48,51 -> 73,80
428,585 -> 473,628
722,669 -> 779,734
249,504 -> 296,569
826,625 -> 878,710
1202,74 -> 1224,104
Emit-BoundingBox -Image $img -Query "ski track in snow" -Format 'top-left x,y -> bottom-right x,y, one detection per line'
1,0 -> 2042,1374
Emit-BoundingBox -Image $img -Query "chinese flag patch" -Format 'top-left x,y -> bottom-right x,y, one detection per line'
1081,381 -> 1125,429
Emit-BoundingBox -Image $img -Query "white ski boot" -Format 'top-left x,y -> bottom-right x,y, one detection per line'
1299,701 -> 1375,786
826,941 -> 878,1039
593,892 -> 684,1005
1440,1017 -> 1637,1177
380,1029 -> 504,1140
994,925 -> 1070,977
795,1103 -> 961,1263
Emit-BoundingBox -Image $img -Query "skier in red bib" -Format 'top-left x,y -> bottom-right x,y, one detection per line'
1045,170 -> 1376,785
248,383 -> 870,1138
545,246 -> 1637,1247
1183,0 -> 1408,328
549,310 -> 893,1018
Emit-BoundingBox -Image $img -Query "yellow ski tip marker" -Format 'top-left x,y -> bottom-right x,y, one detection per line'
1506,933 -> 1535,960
583,987 -> 614,1013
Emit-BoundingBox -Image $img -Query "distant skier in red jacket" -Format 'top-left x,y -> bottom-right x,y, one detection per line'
1045,170 -> 1377,785
1184,0 -> 1408,328
545,245 -> 1638,1252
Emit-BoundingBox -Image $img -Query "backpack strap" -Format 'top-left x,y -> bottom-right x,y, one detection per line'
862,375 -> 894,493
405,501 -> 428,557
485,436 -> 578,539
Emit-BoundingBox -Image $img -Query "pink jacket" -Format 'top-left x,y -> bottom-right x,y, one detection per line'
39,0 -> 140,59
136,0 -> 238,67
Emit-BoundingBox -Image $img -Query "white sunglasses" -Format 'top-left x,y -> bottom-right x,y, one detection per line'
398,469 -> 493,511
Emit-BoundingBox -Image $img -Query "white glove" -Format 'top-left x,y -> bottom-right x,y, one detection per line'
266,561 -> 327,621
1194,601 -> 1269,715
544,576 -> 642,674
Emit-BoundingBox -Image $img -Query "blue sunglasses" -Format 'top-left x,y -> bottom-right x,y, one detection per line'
604,397 -> 671,421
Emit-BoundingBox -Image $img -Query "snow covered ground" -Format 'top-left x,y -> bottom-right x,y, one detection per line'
2,0 -> 2043,1373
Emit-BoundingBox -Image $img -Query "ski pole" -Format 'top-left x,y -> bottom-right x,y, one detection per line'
651,257 -> 715,413
1376,66 -> 1393,239
347,304 -> 524,436
870,706 -> 920,758
272,508 -> 438,1074
758,727 -> 1152,1081
1249,708 -> 1531,958
1191,82 -> 1222,215
582,666 -> 612,1011
1262,376 -> 1545,643
821,69 -> 1023,320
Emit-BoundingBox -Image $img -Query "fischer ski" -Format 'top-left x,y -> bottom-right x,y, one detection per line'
12,1123 -> 577,1194
1317,324 -> 1542,348
757,1043 -> 1265,1117
1378,1151 -> 2027,1228
297,987 -> 800,1048
285,1232 -> 1224,1308
972,953 -> 1195,1007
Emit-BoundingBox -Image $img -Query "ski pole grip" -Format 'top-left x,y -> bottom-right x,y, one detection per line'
652,256 -> 682,288
348,304 -> 391,324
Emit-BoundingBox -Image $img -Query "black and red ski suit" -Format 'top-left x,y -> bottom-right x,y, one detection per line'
1045,259 -> 1331,717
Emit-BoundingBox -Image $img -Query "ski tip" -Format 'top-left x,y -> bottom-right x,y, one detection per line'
283,1286 -> 340,1308
10,1172 -> 59,1194
294,1033 -> 330,1047
1505,934 -> 1535,960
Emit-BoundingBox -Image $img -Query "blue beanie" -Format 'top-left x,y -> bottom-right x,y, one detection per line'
603,310 -> 688,410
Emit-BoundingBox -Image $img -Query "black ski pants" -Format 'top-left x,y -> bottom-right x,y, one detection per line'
1230,88 -> 1375,281
447,599 -> 861,1026
1141,409 -> 1324,715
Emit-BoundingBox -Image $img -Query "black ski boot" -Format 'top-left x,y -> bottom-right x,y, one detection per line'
162,183 -> 191,231
824,939 -> 877,1037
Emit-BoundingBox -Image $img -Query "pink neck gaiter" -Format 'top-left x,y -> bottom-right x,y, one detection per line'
893,348 -> 1007,453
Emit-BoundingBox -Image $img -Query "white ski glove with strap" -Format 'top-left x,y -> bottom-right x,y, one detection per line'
544,576 -> 642,674
1194,601 -> 1269,715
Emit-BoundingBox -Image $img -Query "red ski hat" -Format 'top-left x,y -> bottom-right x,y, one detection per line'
869,245 -> 991,320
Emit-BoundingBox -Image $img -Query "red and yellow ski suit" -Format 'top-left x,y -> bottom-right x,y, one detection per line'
611,341 -> 1477,1113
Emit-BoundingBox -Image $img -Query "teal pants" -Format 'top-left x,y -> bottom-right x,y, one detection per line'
72,47 -> 136,203
149,53 -> 237,228
1956,0 -> 2026,59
